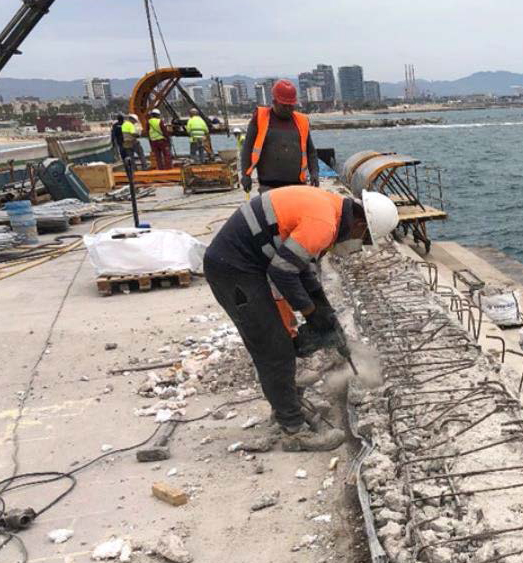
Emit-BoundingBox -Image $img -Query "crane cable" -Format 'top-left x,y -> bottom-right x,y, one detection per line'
149,0 -> 174,69
143,0 -> 159,72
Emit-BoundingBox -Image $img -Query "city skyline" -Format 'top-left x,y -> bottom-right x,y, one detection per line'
2,0 -> 523,82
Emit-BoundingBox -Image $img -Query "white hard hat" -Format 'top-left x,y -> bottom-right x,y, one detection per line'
232,127 -> 242,134
129,113 -> 139,122
361,190 -> 399,244
151,108 -> 161,116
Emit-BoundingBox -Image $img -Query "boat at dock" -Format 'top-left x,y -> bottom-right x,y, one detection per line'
0,135 -> 113,188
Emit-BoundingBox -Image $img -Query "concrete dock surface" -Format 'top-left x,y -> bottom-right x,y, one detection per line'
2,182 -> 523,563
1,186 -> 369,563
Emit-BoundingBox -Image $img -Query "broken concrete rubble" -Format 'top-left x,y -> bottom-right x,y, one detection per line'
155,532 -> 193,563
332,247 -> 523,563
91,537 -> 131,561
47,528 -> 74,544
241,415 -> 262,429
250,491 -> 280,511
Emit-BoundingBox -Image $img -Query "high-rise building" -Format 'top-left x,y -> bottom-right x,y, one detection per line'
263,78 -> 277,103
254,83 -> 267,106
306,86 -> 323,103
223,84 -> 239,106
254,84 -> 264,106
298,65 -> 335,105
312,64 -> 335,102
298,72 -> 314,104
187,85 -> 205,105
84,78 -> 112,102
254,78 -> 277,106
233,80 -> 249,102
338,66 -> 364,103
364,80 -> 381,102
167,88 -> 178,103
209,81 -> 221,104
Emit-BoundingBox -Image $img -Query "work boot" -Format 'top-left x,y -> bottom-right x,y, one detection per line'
266,410 -> 284,435
281,421 -> 309,435
281,427 -> 346,452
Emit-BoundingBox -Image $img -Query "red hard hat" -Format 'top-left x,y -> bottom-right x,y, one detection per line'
272,79 -> 297,105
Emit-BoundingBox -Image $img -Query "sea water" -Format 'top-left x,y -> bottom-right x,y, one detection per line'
189,107 -> 523,262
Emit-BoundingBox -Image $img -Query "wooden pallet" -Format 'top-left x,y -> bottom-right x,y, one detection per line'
96,270 -> 191,296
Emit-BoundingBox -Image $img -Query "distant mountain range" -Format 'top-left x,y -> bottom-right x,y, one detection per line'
1,71 -> 523,101
380,71 -> 523,98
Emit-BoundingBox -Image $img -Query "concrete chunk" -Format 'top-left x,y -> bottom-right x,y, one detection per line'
155,532 -> 193,563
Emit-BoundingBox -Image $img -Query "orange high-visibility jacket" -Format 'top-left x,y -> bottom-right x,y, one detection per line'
245,107 -> 310,183
237,185 -> 345,310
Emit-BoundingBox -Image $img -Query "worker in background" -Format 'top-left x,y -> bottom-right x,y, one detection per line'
232,127 -> 246,178
241,80 -> 319,194
186,108 -> 209,163
145,108 -> 172,170
121,114 -> 147,170
204,186 -> 399,451
233,127 -> 246,152
111,114 -> 125,161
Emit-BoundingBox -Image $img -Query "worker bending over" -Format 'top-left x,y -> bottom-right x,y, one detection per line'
121,114 -> 147,170
186,108 -> 209,163
145,108 -> 172,170
241,80 -> 319,195
204,186 -> 398,451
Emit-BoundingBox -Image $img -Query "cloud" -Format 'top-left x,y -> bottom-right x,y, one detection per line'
0,0 -> 522,81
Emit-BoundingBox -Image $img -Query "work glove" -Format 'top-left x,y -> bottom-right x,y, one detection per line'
305,306 -> 336,335
241,175 -> 252,193
310,175 -> 320,187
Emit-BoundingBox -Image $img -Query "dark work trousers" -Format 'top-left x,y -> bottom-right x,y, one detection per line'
204,256 -> 304,428
123,141 -> 147,170
190,139 -> 205,163
150,139 -> 173,170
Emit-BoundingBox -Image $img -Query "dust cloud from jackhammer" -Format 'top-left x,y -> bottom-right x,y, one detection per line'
323,340 -> 383,403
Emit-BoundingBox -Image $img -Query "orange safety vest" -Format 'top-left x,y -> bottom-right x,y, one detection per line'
246,106 -> 310,183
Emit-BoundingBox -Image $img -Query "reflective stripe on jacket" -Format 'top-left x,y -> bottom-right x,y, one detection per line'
238,186 -> 344,309
186,116 -> 209,141
246,107 -> 310,183
122,120 -> 137,149
148,118 -> 165,141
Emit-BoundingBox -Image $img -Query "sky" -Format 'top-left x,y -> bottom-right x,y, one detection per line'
1,0 -> 522,82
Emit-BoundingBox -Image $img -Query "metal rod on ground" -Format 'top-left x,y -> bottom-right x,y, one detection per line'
136,421 -> 177,461
124,157 -> 140,228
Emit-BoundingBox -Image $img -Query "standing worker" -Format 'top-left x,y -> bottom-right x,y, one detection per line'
233,127 -> 246,179
203,186 -> 399,450
145,108 -> 172,170
186,108 -> 209,163
111,114 -> 125,161
121,114 -> 147,170
233,127 -> 246,152
241,79 -> 319,195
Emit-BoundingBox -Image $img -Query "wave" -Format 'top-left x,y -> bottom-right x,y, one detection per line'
404,121 -> 523,130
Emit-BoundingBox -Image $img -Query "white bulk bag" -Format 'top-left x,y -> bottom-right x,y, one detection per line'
474,288 -> 522,328
83,228 -> 206,276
